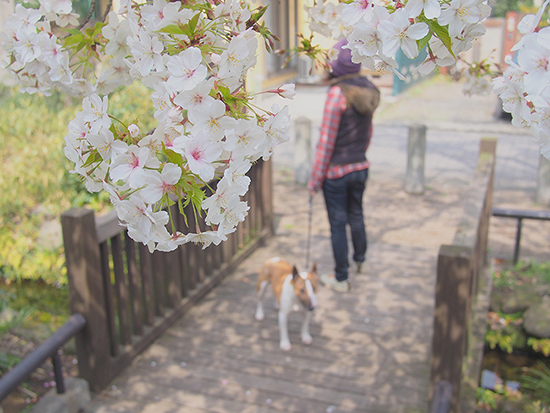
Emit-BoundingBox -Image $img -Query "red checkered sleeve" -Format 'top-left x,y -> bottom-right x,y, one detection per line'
308,86 -> 347,192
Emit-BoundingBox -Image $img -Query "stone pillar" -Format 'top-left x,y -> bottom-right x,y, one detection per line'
536,154 -> 550,206
404,123 -> 427,195
294,116 -> 312,186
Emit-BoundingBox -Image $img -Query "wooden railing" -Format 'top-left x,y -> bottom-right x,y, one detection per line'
60,160 -> 273,391
429,138 -> 497,413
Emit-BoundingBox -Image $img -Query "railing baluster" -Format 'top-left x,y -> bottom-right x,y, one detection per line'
112,234 -> 131,346
51,350 -> 65,394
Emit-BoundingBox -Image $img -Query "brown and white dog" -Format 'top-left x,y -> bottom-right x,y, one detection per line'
255,257 -> 318,351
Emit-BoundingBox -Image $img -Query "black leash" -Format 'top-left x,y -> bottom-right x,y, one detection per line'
305,193 -> 313,271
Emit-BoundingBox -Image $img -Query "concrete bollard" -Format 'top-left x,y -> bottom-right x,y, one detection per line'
404,123 -> 427,195
294,116 -> 312,186
536,153 -> 550,206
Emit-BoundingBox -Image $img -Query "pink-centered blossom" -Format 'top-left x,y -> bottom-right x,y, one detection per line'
140,164 -> 182,204
166,47 -> 207,93
184,131 -> 223,182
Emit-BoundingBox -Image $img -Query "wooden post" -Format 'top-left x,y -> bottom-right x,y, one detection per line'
430,245 -> 472,413
429,138 -> 497,413
61,208 -> 112,391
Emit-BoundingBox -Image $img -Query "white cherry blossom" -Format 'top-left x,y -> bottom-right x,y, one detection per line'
184,131 -> 223,182
166,48 -> 207,93
140,164 -> 182,204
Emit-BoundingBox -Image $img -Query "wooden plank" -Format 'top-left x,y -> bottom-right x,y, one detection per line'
152,251 -> 165,316
60,208 -> 113,391
176,211 -> 190,298
95,210 -> 123,243
99,242 -> 118,357
125,234 -> 143,336
165,207 -> 182,308
112,364 -> 364,413
131,350 -> 428,408
138,243 -> 155,326
112,234 -> 132,345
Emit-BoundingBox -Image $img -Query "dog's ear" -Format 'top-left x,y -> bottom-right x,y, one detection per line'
292,266 -> 300,283
310,262 -> 318,276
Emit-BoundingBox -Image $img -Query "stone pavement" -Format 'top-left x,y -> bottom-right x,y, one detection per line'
85,75 -> 550,413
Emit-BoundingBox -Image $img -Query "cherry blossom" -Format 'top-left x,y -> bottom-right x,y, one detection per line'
140,164 -> 182,204
184,132 -> 223,182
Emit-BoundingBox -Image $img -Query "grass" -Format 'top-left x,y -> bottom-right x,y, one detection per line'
493,260 -> 550,290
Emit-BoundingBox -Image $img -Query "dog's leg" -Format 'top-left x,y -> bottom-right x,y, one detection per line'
301,310 -> 313,345
255,280 -> 269,321
278,309 -> 292,351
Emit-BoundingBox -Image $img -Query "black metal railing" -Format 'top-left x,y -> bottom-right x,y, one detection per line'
492,207 -> 550,264
0,313 -> 86,401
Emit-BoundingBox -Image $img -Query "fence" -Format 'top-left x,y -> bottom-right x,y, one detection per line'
60,160 -> 273,392
429,138 -> 497,413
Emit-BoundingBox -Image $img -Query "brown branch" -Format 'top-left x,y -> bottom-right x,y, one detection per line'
77,0 -> 96,30
101,0 -> 113,23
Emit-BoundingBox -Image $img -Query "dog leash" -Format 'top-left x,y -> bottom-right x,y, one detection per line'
305,193 -> 313,270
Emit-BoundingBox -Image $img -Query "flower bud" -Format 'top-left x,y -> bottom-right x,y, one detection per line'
277,83 -> 296,99
128,124 -> 140,138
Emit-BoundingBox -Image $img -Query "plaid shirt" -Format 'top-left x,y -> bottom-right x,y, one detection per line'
308,86 -> 371,192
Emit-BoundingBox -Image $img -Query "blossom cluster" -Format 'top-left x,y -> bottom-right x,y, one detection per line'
306,0 -> 490,77
1,0 -> 294,252
493,0 -> 550,159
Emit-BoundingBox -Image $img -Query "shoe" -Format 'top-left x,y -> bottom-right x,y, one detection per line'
320,273 -> 350,292
356,262 -> 363,273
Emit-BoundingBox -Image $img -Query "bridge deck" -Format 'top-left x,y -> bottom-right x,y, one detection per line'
85,173 -> 466,413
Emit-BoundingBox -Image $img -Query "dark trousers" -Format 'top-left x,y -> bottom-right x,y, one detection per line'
322,168 -> 369,282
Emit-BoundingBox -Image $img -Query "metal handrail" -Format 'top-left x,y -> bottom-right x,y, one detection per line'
492,207 -> 550,264
0,313 -> 86,401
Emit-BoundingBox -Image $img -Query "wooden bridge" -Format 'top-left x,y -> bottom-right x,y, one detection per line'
58,138 -> 498,413
83,179 -> 439,413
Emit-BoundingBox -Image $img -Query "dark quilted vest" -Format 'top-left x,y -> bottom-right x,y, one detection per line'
330,76 -> 375,166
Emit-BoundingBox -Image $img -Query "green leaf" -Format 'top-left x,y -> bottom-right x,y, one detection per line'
82,150 -> 100,167
188,12 -> 200,33
158,24 -> 188,35
217,84 -> 231,100
424,18 -> 455,58
416,32 -> 432,54
163,145 -> 184,165
92,21 -> 106,37
63,34 -> 84,48
254,5 -> 268,21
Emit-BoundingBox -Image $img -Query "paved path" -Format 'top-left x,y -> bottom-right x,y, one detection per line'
85,75 -> 550,413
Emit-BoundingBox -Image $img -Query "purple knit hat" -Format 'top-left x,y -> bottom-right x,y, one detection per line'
330,39 -> 361,78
